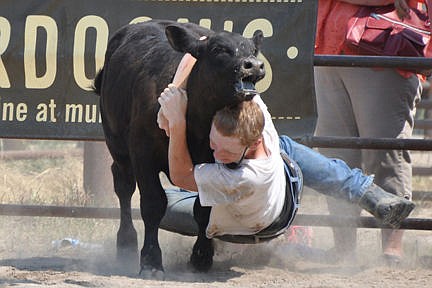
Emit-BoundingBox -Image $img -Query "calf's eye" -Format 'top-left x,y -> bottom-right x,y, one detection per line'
211,46 -> 232,56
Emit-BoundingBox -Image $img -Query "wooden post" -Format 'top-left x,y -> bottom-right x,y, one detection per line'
83,142 -> 116,206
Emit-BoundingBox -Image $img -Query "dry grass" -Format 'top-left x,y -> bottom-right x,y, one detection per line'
0,156 -> 88,206
0,144 -> 112,260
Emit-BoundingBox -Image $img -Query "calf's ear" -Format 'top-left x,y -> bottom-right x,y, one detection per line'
166,25 -> 206,59
252,30 -> 264,52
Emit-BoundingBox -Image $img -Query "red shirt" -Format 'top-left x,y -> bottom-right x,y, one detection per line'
315,0 -> 426,78
315,0 -> 359,55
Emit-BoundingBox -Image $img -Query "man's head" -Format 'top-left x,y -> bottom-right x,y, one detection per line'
209,100 -> 264,165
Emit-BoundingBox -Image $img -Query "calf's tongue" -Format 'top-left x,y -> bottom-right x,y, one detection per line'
235,81 -> 257,100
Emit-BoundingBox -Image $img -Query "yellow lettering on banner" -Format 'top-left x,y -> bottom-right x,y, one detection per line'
73,15 -> 109,91
224,21 -> 233,32
36,103 -> 48,122
85,104 -> 98,123
199,19 -> 211,29
16,103 -> 27,121
48,99 -> 57,122
2,102 -> 28,121
243,18 -> 273,93
24,16 -> 58,89
65,103 -> 83,123
0,17 -> 11,88
130,16 -> 152,24
65,103 -> 101,123
36,99 -> 57,122
2,102 -> 14,121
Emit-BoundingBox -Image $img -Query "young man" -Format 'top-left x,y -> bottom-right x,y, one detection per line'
159,85 -> 287,239
157,83 -> 415,241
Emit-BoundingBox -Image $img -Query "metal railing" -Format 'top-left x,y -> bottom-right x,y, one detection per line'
1,204 -> 431,230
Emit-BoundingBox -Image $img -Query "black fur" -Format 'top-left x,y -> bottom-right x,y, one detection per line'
93,19 -> 264,275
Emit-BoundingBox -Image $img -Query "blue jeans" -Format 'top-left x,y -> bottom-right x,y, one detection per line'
279,135 -> 373,203
159,135 -> 374,237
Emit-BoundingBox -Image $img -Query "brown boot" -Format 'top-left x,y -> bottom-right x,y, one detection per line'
359,184 -> 415,228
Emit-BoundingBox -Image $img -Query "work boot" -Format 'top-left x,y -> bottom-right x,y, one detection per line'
359,184 -> 415,228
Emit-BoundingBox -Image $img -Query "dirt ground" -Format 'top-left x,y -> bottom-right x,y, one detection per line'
1,150 -> 432,287
2,189 -> 432,288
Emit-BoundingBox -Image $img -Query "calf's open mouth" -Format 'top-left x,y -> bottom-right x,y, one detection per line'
235,78 -> 257,101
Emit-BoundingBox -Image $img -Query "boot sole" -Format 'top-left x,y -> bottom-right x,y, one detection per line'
380,200 -> 415,228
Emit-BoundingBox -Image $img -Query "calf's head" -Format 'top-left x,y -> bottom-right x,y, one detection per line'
166,25 -> 265,110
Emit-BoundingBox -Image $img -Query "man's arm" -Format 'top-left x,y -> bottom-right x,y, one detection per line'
158,84 -> 198,191
338,0 -> 411,18
338,0 -> 393,5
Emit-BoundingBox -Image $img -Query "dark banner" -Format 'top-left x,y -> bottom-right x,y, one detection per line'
0,0 -> 317,140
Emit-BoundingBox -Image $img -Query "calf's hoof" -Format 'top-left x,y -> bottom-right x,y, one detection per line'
139,266 -> 165,280
139,245 -> 164,279
190,239 -> 214,272
116,245 -> 139,272
116,225 -> 138,259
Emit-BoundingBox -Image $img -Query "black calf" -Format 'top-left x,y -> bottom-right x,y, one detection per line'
94,19 -> 264,276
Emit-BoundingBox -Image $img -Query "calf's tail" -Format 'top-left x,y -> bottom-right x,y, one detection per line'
92,68 -> 104,95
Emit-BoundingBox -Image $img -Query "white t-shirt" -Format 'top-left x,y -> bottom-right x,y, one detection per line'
194,95 -> 286,238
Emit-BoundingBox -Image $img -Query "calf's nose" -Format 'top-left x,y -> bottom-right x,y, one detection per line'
241,57 -> 265,78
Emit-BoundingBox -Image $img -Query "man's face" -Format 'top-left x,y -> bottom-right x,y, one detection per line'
209,123 -> 246,164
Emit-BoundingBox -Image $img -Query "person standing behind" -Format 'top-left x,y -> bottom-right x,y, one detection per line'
314,0 -> 426,265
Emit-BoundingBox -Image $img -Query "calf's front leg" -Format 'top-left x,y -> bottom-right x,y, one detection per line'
190,197 -> 214,272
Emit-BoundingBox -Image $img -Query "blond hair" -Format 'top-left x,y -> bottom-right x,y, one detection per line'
212,100 -> 264,147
